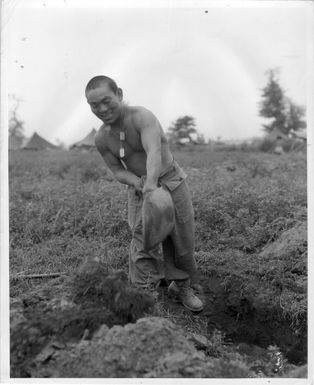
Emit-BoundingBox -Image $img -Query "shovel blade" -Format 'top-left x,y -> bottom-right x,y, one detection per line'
142,187 -> 174,250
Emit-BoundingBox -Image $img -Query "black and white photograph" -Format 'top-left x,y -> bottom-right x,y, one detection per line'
1,0 -> 313,381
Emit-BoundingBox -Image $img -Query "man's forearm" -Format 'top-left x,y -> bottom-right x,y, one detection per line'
114,169 -> 141,187
146,150 -> 162,186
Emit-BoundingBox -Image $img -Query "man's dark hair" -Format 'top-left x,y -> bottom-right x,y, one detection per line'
85,76 -> 118,95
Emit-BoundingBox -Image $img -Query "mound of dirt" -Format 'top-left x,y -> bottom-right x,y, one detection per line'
72,262 -> 155,323
10,265 -> 156,377
259,221 -> 307,259
31,317 -> 253,378
257,221 -> 307,324
10,303 -> 126,377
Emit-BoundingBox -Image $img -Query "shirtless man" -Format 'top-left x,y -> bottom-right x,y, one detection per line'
85,75 -> 203,312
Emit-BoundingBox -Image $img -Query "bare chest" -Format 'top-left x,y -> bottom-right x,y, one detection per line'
106,126 -> 144,160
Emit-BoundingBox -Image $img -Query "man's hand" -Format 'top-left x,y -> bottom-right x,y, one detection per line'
133,179 -> 143,196
143,181 -> 158,195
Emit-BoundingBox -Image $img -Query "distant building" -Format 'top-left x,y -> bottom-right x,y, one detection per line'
71,129 -> 97,150
266,127 -> 288,142
23,132 -> 57,150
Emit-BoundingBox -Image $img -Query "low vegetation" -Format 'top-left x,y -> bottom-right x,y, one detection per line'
9,147 -> 307,378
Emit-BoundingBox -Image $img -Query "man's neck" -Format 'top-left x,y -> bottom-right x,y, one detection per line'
111,104 -> 127,131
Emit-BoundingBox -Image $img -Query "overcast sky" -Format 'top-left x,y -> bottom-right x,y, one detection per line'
4,0 -> 311,145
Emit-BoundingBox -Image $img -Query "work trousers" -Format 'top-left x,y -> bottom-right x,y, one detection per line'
127,160 -> 198,288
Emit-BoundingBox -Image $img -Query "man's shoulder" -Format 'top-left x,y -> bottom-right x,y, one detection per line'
129,106 -> 157,127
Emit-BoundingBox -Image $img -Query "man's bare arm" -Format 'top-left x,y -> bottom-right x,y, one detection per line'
137,111 -> 162,193
95,131 -> 141,189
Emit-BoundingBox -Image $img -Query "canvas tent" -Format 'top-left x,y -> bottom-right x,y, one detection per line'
23,132 -> 57,150
71,128 -> 96,150
267,127 -> 288,141
9,135 -> 23,150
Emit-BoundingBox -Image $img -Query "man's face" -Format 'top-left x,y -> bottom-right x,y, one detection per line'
86,82 -> 122,125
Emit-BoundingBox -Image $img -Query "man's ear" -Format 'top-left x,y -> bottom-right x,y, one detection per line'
117,87 -> 123,101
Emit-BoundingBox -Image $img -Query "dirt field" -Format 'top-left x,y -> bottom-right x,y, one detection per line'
9,147 -> 307,378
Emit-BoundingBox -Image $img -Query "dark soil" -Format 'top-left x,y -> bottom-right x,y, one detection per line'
200,272 -> 307,364
159,270 -> 307,368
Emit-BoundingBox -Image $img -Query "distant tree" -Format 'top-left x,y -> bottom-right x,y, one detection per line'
285,98 -> 306,134
259,69 -> 306,135
259,69 -> 287,134
9,95 -> 25,141
167,115 -> 197,144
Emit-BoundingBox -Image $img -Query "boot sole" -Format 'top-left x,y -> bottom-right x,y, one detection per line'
181,302 -> 204,312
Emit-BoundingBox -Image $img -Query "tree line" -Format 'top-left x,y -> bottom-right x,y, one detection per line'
167,68 -> 306,145
9,68 -> 306,147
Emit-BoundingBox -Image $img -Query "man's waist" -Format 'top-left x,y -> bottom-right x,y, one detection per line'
130,159 -> 186,191
159,159 -> 186,179
158,159 -> 187,192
